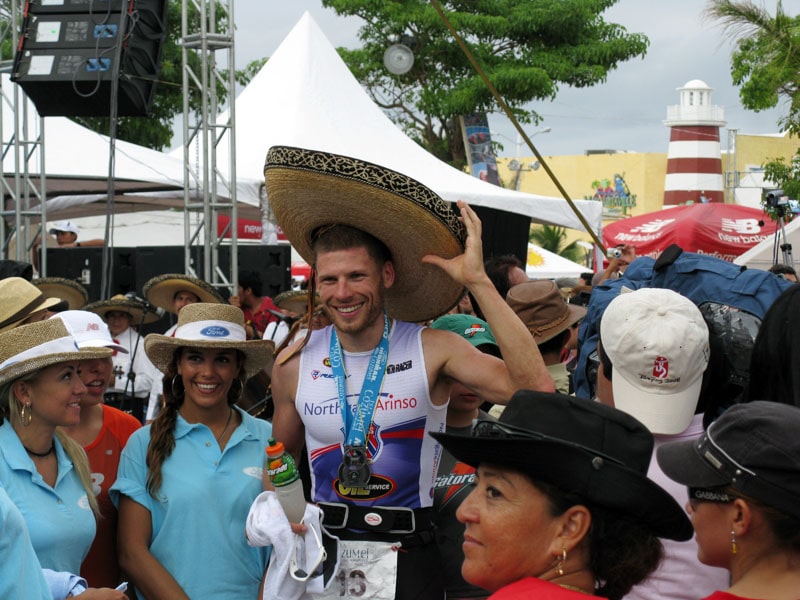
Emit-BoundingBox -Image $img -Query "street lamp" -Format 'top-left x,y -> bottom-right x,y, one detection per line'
504,127 -> 551,191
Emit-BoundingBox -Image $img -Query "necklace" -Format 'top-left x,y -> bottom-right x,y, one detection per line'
558,583 -> 591,595
216,408 -> 234,444
24,442 -> 55,458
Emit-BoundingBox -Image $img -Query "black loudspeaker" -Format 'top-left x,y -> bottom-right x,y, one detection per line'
45,245 -> 292,306
11,0 -> 168,116
470,205 -> 531,265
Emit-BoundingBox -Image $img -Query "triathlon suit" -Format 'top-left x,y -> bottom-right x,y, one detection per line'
296,320 -> 447,599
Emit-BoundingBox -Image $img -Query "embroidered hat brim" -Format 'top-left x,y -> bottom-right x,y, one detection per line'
264,146 -> 467,323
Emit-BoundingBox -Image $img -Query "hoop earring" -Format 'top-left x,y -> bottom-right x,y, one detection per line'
171,375 -> 185,399
556,547 -> 567,576
19,403 -> 32,427
731,529 -> 737,555
230,377 -> 245,403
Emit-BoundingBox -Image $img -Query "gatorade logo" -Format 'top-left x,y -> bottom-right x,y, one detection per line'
463,325 -> 486,337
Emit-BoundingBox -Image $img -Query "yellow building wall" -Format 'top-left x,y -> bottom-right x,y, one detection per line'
496,131 -> 798,247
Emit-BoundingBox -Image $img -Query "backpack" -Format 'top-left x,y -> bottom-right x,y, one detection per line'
574,245 -> 792,415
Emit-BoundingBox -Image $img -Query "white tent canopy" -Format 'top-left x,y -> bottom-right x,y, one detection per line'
526,244 -> 589,280
198,12 -> 601,235
734,217 -> 800,272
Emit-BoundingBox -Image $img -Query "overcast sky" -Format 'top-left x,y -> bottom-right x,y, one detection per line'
233,1 -> 787,158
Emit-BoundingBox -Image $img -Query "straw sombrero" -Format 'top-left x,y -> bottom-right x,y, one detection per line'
0,277 -> 64,333
33,277 -> 88,310
84,294 -> 162,325
144,303 -> 274,380
0,318 -> 112,385
273,289 -> 320,316
143,274 -> 225,314
264,146 -> 467,322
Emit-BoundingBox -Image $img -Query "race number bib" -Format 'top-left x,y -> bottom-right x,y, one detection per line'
313,540 -> 398,600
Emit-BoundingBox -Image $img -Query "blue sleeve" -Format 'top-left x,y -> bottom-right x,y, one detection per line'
42,569 -> 87,600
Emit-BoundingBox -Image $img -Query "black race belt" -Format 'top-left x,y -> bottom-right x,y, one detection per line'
318,502 -> 433,535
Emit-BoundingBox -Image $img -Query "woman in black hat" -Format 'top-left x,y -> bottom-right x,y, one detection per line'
432,390 -> 692,600
657,401 -> 800,600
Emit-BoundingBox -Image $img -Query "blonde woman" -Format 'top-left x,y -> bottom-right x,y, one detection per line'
112,303 -> 274,600
0,318 -> 110,573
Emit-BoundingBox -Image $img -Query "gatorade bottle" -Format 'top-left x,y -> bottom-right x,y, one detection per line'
266,437 -> 306,523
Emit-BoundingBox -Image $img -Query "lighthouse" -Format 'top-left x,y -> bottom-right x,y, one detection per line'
663,80 -> 726,206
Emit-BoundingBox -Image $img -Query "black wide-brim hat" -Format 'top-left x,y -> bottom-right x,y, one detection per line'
264,146 -> 467,323
432,391 -> 693,541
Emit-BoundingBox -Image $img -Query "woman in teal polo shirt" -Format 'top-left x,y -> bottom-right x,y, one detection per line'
0,318 -> 111,574
112,303 -> 275,599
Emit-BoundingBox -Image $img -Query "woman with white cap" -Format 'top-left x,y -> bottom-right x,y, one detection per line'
111,303 -> 275,600
657,401 -> 800,599
0,319 -> 114,574
58,310 -> 142,590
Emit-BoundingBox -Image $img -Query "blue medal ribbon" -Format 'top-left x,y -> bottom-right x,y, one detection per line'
329,312 -> 390,448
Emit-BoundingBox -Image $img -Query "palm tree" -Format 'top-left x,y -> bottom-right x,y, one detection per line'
704,0 -> 800,135
529,225 -> 583,263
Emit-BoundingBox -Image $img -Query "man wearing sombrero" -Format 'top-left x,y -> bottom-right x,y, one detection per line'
140,273 -> 225,421
84,295 -> 160,408
266,147 -> 554,599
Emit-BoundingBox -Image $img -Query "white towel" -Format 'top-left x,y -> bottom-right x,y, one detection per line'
246,491 -> 333,600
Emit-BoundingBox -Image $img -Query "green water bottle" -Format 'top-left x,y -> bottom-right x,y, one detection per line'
266,437 -> 306,523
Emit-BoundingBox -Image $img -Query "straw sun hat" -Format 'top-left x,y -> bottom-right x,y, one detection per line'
0,318 -> 112,385
273,289 -> 320,316
144,303 -> 274,380
0,277 -> 64,333
84,294 -> 162,325
264,146 -> 467,323
33,277 -> 89,310
143,274 -> 225,314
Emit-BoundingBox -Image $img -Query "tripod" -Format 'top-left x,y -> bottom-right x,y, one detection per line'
772,205 -> 794,267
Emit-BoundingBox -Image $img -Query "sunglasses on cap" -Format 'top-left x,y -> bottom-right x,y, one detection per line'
472,419 -> 625,468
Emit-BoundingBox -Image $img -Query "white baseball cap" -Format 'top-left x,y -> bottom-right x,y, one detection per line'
48,220 -> 79,235
53,310 -> 128,353
600,288 -> 709,435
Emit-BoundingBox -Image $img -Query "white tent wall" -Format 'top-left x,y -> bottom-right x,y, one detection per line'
526,243 -> 590,280
195,12 -> 601,235
734,217 -> 800,273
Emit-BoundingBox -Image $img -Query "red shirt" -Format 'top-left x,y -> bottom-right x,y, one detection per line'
243,296 -> 280,338
81,405 -> 141,588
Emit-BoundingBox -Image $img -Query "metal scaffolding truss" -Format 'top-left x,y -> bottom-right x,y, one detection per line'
0,0 -> 239,290
0,0 -> 49,272
181,0 -> 238,293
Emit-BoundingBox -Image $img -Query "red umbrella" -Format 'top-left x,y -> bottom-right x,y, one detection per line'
603,203 -> 778,262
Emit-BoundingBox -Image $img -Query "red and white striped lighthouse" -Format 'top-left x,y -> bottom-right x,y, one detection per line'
663,80 -> 726,206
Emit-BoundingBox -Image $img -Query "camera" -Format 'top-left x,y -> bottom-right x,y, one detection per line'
765,189 -> 787,209
607,248 -> 622,260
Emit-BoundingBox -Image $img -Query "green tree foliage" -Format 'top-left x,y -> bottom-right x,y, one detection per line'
75,2 -> 264,150
705,0 -> 800,135
529,224 -> 583,263
322,0 -> 648,168
705,0 -> 800,215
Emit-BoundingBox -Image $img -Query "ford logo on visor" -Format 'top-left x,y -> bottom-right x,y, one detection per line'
200,326 -> 230,338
